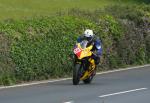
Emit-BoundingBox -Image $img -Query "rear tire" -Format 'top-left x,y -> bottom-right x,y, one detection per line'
73,64 -> 81,85
83,76 -> 93,84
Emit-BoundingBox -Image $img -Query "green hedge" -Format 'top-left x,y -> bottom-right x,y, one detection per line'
0,4 -> 150,85
11,17 -> 97,81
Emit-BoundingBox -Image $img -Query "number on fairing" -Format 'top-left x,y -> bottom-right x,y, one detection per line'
74,48 -> 81,54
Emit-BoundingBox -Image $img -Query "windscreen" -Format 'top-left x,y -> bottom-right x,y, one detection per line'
80,40 -> 88,49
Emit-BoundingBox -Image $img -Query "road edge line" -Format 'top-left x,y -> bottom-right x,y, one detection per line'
96,64 -> 150,75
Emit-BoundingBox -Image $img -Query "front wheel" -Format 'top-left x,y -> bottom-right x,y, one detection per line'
73,64 -> 81,85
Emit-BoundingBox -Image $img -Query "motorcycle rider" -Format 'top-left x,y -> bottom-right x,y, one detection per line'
77,29 -> 102,66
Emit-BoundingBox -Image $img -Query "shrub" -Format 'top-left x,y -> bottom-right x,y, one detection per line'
9,16 -> 96,81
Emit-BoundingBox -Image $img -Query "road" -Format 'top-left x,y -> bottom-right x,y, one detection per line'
0,65 -> 150,103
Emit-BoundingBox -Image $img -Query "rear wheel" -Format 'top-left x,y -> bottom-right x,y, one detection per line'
83,76 -> 93,84
83,65 -> 96,84
73,64 -> 81,85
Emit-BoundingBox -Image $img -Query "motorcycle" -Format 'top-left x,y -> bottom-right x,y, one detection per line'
73,40 -> 96,85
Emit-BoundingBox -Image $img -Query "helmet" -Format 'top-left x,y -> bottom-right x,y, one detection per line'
84,29 -> 94,41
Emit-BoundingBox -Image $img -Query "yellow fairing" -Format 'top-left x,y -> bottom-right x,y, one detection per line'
80,58 -> 96,80
77,43 -> 93,59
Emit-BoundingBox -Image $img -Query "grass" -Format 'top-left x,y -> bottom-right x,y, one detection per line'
0,0 -> 149,20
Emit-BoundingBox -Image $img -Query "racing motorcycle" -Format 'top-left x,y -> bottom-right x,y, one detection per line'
73,40 -> 96,85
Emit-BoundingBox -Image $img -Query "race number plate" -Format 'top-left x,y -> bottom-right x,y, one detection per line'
74,47 -> 82,58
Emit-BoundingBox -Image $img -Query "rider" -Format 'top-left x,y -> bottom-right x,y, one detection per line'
77,29 -> 102,66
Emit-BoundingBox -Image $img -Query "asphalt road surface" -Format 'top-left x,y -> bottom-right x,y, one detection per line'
0,66 -> 150,103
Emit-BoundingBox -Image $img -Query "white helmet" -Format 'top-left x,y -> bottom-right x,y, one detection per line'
84,29 -> 94,37
84,29 -> 94,42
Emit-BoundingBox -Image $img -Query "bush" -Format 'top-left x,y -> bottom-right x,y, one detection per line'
8,16 -> 96,81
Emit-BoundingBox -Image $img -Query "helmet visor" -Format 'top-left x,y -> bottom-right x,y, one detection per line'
86,37 -> 92,41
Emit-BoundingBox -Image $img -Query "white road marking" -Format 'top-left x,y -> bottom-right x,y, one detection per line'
96,64 -> 150,75
0,78 -> 71,90
99,88 -> 148,98
0,64 -> 149,90
64,101 -> 74,103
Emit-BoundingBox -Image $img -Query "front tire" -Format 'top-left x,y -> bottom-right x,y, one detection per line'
73,64 -> 81,85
